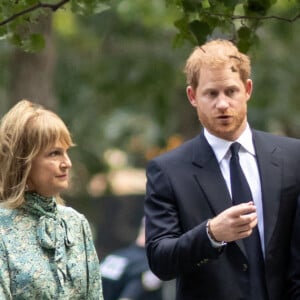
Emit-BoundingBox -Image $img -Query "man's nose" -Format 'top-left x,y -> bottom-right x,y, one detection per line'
215,95 -> 229,109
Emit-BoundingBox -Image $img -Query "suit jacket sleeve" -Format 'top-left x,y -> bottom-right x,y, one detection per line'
145,159 -> 223,281
288,195 -> 300,299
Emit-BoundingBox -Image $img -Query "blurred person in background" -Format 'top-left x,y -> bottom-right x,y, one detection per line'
100,217 -> 163,300
0,100 -> 103,299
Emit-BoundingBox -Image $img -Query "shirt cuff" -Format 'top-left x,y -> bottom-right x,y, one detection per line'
206,219 -> 227,248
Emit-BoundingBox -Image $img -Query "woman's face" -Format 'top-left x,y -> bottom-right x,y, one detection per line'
27,140 -> 72,197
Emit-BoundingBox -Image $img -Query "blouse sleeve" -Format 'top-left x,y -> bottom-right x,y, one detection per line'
81,217 -> 104,300
0,235 -> 12,299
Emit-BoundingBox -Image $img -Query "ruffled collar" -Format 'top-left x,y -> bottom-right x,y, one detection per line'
22,191 -> 74,288
23,191 -> 57,219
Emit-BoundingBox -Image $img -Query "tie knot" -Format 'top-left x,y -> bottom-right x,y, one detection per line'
230,142 -> 241,157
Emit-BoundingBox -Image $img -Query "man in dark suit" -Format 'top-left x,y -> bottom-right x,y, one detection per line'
144,39 -> 300,300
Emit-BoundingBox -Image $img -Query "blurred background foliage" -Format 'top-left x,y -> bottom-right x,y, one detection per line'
53,1 -> 194,198
1,0 -> 300,256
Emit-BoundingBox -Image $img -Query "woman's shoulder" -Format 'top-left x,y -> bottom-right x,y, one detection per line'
0,207 -> 19,225
56,205 -> 94,239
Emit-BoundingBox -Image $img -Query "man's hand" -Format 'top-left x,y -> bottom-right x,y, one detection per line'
209,202 -> 257,242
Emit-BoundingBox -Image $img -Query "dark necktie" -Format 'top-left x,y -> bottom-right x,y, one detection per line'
230,142 -> 268,300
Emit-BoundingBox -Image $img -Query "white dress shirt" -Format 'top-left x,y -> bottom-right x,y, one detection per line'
204,124 -> 265,254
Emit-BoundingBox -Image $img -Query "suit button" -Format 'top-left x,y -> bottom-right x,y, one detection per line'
196,258 -> 209,267
242,264 -> 248,272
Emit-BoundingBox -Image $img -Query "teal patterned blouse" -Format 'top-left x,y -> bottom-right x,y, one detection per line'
0,192 -> 103,299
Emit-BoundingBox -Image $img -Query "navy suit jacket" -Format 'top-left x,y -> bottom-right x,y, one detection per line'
145,129 -> 300,300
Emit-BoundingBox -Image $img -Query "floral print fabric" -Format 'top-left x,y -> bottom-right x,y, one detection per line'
0,193 -> 103,299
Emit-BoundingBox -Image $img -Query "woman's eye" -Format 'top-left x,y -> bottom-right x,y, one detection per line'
49,150 -> 60,156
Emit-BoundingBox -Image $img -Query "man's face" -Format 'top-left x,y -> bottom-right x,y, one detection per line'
186,64 -> 252,141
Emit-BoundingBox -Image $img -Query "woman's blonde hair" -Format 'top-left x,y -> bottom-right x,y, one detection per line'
184,39 -> 251,90
0,100 -> 74,208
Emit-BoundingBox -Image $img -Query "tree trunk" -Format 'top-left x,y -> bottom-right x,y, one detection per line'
9,13 -> 57,110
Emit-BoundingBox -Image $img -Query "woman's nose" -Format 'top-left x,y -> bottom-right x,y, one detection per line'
61,154 -> 72,168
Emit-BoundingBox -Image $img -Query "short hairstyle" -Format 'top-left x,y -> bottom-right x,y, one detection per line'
0,100 -> 74,208
184,39 -> 251,90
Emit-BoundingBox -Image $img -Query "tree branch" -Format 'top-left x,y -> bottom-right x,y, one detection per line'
207,12 -> 300,23
0,0 -> 70,26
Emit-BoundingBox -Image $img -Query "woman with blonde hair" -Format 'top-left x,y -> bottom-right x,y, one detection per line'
0,100 -> 103,299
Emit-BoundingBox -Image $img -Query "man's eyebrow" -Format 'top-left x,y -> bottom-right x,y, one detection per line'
229,55 -> 241,61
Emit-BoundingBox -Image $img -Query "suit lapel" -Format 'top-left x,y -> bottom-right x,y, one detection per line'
192,132 -> 232,214
191,132 -> 247,256
252,131 -> 282,251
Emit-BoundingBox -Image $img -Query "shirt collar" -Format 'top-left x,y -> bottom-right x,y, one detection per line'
204,124 -> 255,163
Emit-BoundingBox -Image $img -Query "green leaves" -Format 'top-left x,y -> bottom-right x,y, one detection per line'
189,20 -> 212,45
8,33 -> 45,52
244,0 -> 275,16
70,0 -> 110,15
0,0 -> 111,51
22,33 -> 45,52
0,0 -> 299,53
168,0 -> 298,52
237,26 -> 254,52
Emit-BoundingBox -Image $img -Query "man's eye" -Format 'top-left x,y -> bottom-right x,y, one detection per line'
227,88 -> 236,96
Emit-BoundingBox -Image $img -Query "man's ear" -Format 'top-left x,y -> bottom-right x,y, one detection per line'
245,79 -> 253,102
186,86 -> 197,108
